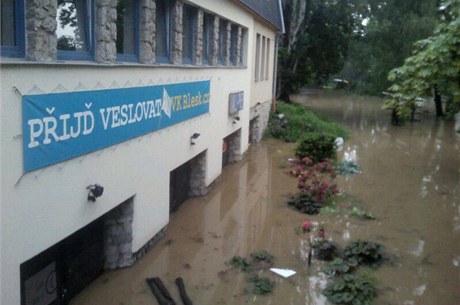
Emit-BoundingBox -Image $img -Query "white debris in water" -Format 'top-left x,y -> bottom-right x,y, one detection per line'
453,256 -> 460,267
270,268 -> 296,278
342,229 -> 350,241
413,284 -> 426,296
410,239 -> 425,257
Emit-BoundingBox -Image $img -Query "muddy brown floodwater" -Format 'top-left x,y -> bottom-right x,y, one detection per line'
71,90 -> 460,305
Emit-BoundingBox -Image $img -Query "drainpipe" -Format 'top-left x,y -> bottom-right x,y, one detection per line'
272,0 -> 285,112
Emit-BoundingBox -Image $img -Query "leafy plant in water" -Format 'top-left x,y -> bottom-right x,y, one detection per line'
247,275 -> 274,295
350,207 -> 376,220
322,273 -> 377,305
295,132 -> 337,163
288,194 -> 323,215
335,160 -> 360,176
226,255 -> 252,272
250,250 -> 273,264
322,258 -> 359,276
343,241 -> 386,267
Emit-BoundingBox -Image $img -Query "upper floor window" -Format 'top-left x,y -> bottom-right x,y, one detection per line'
182,4 -> 196,64
255,33 -> 261,80
261,36 -> 266,81
1,0 -> 25,58
116,0 -> 139,61
57,0 -> 93,60
218,19 -> 227,65
265,38 -> 270,80
202,13 -> 213,65
230,24 -> 238,66
155,0 -> 171,63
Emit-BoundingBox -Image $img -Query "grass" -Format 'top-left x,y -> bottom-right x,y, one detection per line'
266,101 -> 348,143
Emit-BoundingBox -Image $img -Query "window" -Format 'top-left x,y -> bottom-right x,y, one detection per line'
240,28 -> 246,66
218,19 -> 227,65
202,13 -> 213,65
56,0 -> 93,60
255,34 -> 260,80
182,4 -> 196,64
265,38 -> 270,80
155,0 -> 171,63
1,0 -> 24,58
261,36 -> 266,81
116,0 -> 139,61
230,24 -> 238,66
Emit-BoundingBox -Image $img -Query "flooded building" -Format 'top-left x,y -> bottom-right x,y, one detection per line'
0,0 -> 284,304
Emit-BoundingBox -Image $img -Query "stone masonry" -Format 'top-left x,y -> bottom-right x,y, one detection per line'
236,26 -> 242,66
226,130 -> 242,163
104,198 -> 134,269
26,0 -> 57,61
249,100 -> 272,143
139,0 -> 156,64
224,21 -> 231,66
189,151 -> 208,197
95,0 -> 117,62
193,9 -> 204,65
171,0 -> 183,64
210,16 -> 219,66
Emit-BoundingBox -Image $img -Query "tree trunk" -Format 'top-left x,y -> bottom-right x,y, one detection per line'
434,86 -> 444,117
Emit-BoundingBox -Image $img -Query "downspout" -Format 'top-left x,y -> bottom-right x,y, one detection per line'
272,0 -> 286,112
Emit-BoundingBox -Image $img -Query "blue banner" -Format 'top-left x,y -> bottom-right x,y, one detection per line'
23,81 -> 210,172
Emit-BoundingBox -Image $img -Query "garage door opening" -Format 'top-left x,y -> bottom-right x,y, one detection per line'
20,197 -> 134,305
222,129 -> 242,168
170,151 -> 208,213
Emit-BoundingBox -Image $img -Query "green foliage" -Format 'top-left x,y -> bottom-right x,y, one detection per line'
247,276 -> 274,295
322,258 -> 358,276
385,0 -> 460,120
226,256 -> 251,272
335,160 -> 360,175
343,241 -> 386,267
279,0 -> 360,97
295,133 -> 337,162
266,101 -> 348,143
288,194 -> 323,215
322,273 -> 377,305
250,250 -> 274,264
350,207 -> 376,220
341,0 -> 439,96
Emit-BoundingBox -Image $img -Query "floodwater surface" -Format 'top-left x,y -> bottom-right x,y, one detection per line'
71,90 -> 460,305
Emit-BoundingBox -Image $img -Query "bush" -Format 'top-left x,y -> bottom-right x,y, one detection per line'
322,274 -> 377,305
343,241 -> 386,267
295,133 -> 337,162
266,101 -> 348,142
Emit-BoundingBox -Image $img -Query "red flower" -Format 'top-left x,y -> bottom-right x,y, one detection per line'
302,220 -> 312,232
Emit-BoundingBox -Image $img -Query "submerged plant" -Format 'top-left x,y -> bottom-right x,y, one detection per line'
247,275 -> 274,295
295,133 -> 337,163
226,255 -> 252,272
350,207 -> 376,220
343,241 -> 386,267
336,160 -> 360,176
322,273 -> 377,305
322,258 -> 359,276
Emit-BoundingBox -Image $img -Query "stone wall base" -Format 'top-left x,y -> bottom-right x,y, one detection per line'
249,100 -> 272,143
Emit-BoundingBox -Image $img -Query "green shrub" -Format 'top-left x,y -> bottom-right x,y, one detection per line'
343,241 -> 386,267
322,273 -> 377,305
295,133 -> 337,162
266,101 -> 348,142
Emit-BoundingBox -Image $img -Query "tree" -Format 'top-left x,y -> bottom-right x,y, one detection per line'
384,0 -> 460,122
340,0 -> 439,95
278,0 -> 362,100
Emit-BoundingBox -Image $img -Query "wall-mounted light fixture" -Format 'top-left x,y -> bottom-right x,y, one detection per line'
233,116 -> 240,124
190,133 -> 200,145
87,184 -> 104,202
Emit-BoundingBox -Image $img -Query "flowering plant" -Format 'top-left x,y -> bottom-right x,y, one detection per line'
292,157 -> 339,204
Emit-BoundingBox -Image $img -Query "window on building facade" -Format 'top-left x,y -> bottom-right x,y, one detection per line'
261,36 -> 266,81
218,19 -> 227,65
255,34 -> 261,80
1,0 -> 24,58
230,24 -> 238,66
240,28 -> 246,66
182,4 -> 196,64
265,38 -> 270,80
155,0 -> 171,63
202,13 -> 212,65
57,0 -> 92,60
116,0 -> 138,61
